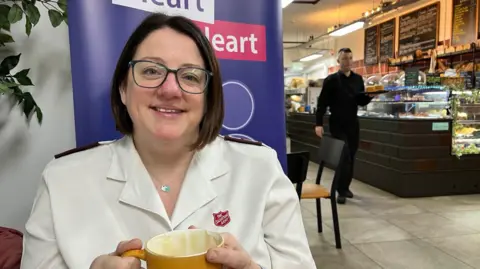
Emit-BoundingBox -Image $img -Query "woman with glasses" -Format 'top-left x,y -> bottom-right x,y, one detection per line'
21,13 -> 316,269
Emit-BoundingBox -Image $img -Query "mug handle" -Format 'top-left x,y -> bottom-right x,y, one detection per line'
122,249 -> 146,261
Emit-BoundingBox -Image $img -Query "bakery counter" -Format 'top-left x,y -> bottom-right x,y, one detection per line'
287,113 -> 480,198
286,113 -> 322,163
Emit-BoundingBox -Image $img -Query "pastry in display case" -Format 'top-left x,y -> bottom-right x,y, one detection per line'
451,89 -> 480,156
360,86 -> 450,119
286,77 -> 306,89
365,74 -> 385,93
287,94 -> 305,113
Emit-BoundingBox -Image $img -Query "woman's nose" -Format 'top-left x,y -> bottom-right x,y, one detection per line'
157,73 -> 182,96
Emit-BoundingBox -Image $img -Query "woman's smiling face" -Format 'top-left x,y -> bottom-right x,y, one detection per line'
121,27 -> 207,142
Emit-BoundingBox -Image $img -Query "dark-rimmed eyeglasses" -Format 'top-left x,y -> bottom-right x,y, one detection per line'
128,60 -> 213,94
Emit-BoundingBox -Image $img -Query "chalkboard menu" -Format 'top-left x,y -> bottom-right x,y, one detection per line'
405,67 -> 420,86
379,19 -> 396,62
364,26 -> 378,65
452,0 -> 476,46
398,3 -> 439,56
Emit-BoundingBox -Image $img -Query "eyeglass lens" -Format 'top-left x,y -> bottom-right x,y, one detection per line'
133,61 -> 208,93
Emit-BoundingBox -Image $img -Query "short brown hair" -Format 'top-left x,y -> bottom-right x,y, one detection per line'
110,13 -> 224,150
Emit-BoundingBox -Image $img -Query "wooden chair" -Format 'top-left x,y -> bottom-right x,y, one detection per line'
286,151 -> 310,199
301,136 -> 346,249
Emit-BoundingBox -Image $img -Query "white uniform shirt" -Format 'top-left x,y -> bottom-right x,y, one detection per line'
21,136 -> 316,269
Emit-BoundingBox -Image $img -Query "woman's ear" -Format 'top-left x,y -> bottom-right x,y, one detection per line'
119,82 -> 127,106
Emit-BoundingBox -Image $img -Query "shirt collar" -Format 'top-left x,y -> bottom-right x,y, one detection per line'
338,70 -> 355,78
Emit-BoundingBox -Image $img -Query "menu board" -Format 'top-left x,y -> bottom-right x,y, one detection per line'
452,0 -> 476,46
364,26 -> 378,65
405,67 -> 420,86
398,3 -> 439,56
379,19 -> 396,62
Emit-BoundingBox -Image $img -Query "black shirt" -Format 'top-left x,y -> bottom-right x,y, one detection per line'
315,71 -> 372,127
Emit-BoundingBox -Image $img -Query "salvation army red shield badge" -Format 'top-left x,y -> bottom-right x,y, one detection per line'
213,210 -> 231,227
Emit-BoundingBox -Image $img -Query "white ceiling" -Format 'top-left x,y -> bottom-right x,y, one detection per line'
282,0 -> 382,43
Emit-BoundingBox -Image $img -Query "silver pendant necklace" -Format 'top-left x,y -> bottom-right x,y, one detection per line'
160,185 -> 171,192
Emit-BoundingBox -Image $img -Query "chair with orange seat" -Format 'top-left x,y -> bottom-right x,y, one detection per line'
301,136 -> 345,249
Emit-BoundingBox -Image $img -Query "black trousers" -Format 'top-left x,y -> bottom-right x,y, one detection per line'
329,119 -> 360,195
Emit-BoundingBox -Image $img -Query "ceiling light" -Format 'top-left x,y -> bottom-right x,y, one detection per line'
299,54 -> 322,62
282,0 -> 294,8
329,21 -> 365,37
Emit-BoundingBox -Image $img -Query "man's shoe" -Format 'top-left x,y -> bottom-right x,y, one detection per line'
345,190 -> 354,198
337,196 -> 346,204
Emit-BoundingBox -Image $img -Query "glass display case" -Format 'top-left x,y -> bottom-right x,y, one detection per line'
358,86 -> 450,119
365,74 -> 382,86
379,72 -> 404,87
451,89 -> 480,156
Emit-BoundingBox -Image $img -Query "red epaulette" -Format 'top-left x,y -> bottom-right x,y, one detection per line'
54,142 -> 101,159
224,135 -> 263,146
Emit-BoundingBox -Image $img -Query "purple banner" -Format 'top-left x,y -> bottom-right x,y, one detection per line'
67,0 -> 286,167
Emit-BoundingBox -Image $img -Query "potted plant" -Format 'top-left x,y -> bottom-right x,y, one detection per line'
0,0 -> 67,124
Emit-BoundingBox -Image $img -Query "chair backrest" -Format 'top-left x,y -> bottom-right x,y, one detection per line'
287,151 -> 310,199
318,136 -> 345,168
315,136 -> 346,195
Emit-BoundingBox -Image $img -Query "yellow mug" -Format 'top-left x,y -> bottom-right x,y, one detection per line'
122,229 -> 224,269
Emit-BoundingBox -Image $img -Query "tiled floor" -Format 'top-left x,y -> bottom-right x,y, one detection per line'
302,162 -> 480,269
287,139 -> 480,268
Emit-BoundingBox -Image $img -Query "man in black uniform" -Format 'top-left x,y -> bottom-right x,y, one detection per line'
315,48 -> 373,204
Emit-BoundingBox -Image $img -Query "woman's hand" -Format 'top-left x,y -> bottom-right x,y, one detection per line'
207,233 -> 260,269
89,239 -> 143,269
189,226 -> 260,269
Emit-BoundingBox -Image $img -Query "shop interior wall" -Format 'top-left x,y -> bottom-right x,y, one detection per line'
297,0 -> 453,80
0,6 -> 75,231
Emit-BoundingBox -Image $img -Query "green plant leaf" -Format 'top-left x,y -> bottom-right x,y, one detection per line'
58,0 -> 67,12
0,5 -> 10,31
0,82 -> 11,94
14,68 -> 33,86
25,16 -> 32,36
16,75 -> 34,87
0,81 -> 20,88
35,106 -> 43,124
8,4 -> 23,24
11,86 -> 24,104
25,3 -> 40,26
62,12 -> 68,25
0,54 -> 21,75
0,5 -> 10,14
0,22 -> 10,32
0,32 -> 14,45
14,68 -> 29,77
48,10 -> 63,27
22,91 -> 35,117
